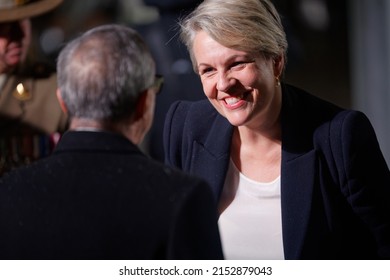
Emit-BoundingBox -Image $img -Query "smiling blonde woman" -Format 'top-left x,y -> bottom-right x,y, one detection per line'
163,0 -> 390,260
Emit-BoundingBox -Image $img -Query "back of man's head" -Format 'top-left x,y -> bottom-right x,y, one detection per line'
56,24 -> 155,122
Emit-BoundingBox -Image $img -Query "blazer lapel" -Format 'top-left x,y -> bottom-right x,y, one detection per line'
190,115 -> 234,199
281,149 -> 317,259
280,85 -> 317,259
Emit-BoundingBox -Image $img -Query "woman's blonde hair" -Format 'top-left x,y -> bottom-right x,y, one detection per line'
179,0 -> 288,72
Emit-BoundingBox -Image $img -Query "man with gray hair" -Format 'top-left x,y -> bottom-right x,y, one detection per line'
0,24 -> 223,260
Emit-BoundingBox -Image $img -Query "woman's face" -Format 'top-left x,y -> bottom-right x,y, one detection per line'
193,31 -> 282,130
0,19 -> 31,74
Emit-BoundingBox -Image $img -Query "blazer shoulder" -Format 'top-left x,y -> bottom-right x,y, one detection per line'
328,109 -> 384,162
326,109 -> 378,150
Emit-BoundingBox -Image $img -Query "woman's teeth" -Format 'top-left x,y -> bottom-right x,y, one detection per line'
225,95 -> 243,105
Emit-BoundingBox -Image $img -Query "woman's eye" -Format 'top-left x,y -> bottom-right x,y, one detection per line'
231,61 -> 247,69
200,67 -> 214,75
231,60 -> 255,70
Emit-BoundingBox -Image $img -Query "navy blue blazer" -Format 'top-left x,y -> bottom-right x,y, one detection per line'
164,84 -> 390,259
0,131 -> 223,260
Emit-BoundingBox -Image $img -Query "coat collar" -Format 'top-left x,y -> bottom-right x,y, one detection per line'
54,130 -> 144,156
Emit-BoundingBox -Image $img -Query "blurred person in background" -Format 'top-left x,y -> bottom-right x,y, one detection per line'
0,24 -> 223,260
0,0 -> 68,175
164,0 -> 390,259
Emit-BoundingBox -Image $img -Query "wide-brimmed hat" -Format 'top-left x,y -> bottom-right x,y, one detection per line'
0,0 -> 63,22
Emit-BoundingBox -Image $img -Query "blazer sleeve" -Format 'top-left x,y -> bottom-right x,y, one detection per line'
330,110 -> 390,258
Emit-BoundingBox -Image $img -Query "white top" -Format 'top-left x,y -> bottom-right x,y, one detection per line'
218,159 -> 284,260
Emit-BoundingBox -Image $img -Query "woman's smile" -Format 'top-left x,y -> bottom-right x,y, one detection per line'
222,92 -> 249,109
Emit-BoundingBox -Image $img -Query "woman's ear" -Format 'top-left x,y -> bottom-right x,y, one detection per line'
273,54 -> 284,78
56,89 -> 68,114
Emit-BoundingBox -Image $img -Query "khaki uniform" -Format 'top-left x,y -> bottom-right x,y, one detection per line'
0,71 -> 68,175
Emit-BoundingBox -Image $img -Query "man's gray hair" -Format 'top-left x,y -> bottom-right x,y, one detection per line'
57,24 -> 155,121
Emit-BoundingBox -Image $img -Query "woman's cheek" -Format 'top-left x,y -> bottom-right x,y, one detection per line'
201,79 -> 216,99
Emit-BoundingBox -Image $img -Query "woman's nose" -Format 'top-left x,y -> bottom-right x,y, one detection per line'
216,73 -> 235,92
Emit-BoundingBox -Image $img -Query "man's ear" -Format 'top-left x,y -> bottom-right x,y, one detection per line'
132,90 -> 149,122
56,89 -> 68,114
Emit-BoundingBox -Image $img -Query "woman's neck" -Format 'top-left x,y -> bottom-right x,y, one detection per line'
231,122 -> 282,182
